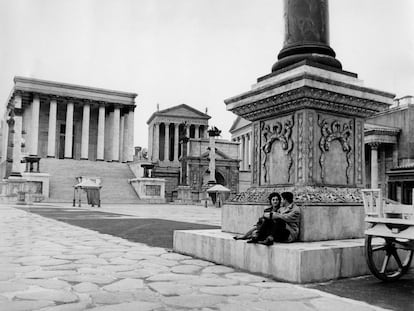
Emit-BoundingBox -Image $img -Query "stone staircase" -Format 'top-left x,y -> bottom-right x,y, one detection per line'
41,158 -> 140,203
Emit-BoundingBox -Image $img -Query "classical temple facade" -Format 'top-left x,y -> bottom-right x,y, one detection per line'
146,104 -> 239,201
0,77 -> 139,203
230,95 -> 414,204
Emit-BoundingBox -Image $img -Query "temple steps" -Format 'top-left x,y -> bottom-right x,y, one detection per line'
41,158 -> 140,204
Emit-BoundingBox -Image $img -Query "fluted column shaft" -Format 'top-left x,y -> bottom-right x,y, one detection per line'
112,106 -> 120,161
47,98 -> 57,157
119,114 -> 125,162
97,105 -> 105,161
127,109 -> 134,162
164,123 -> 170,162
370,143 -> 379,189
195,125 -> 199,139
153,123 -> 160,161
30,95 -> 40,155
64,102 -> 74,158
174,123 -> 179,162
81,103 -> 90,160
12,94 -> 23,175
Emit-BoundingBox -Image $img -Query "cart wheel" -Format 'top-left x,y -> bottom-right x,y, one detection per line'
365,235 -> 414,282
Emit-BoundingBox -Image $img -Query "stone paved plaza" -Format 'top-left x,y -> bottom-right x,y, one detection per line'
0,203 -> 389,311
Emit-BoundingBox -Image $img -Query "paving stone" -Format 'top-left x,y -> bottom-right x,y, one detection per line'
131,289 -> 161,302
217,300 -> 314,311
14,289 -> 79,303
22,278 -> 71,289
123,252 -> 150,260
42,264 -> 88,271
102,278 -> 144,291
14,255 -> 51,264
146,273 -> 197,282
148,281 -> 194,296
259,287 -> 321,301
32,259 -> 72,266
115,269 -> 154,279
108,258 -> 137,265
0,281 -> 28,293
58,274 -> 115,285
103,264 -> 138,272
88,301 -> 162,311
202,266 -> 235,274
250,281 -> 292,288
225,272 -> 269,283
160,253 -> 192,261
0,300 -> 54,311
24,270 -> 77,279
187,276 -> 239,287
200,285 -> 259,296
132,247 -> 167,256
162,294 -> 227,308
140,258 -> 178,267
171,264 -> 202,274
0,271 -> 15,281
181,259 -> 215,267
310,297 -> 376,311
38,302 -> 90,311
0,263 -> 20,270
72,282 -> 99,293
90,291 -> 137,304
75,258 -> 108,265
53,254 -> 96,260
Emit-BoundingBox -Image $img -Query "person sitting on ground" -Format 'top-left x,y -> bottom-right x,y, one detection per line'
246,191 -> 300,246
233,192 -> 282,240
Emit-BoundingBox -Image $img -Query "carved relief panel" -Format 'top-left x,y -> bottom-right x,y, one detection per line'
260,114 -> 295,185
315,114 -> 355,186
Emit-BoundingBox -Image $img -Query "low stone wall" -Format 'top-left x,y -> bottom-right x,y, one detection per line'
222,203 -> 365,242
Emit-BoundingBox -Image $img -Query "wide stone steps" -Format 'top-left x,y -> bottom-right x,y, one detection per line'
41,158 -> 140,203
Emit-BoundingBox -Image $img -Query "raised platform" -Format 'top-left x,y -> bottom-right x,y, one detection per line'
222,203 -> 365,242
173,229 -> 371,283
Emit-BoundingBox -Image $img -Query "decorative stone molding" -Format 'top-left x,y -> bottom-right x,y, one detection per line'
229,87 -> 390,122
252,122 -> 259,185
308,112 -> 315,181
261,115 -> 294,183
317,115 -> 353,184
229,186 -> 363,204
297,112 -> 304,183
356,120 -> 363,185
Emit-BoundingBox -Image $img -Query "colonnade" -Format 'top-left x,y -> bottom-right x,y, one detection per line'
17,92 -> 135,163
149,122 -> 206,163
233,132 -> 252,171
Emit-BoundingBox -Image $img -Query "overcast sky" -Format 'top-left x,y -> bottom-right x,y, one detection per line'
1,0 -> 413,148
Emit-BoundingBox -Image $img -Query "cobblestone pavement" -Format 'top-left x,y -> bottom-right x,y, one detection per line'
0,204 -> 390,311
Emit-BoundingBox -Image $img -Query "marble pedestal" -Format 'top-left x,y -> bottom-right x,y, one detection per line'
128,177 -> 166,203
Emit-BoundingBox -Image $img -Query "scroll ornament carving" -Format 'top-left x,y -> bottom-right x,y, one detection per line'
261,115 -> 294,183
318,116 -> 353,184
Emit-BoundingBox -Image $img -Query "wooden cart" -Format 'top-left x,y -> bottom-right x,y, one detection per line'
362,189 -> 414,281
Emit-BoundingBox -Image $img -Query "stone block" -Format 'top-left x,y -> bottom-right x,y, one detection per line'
173,229 -> 372,283
222,203 -> 365,241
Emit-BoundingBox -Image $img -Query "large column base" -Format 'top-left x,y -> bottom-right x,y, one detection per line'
173,230 -> 380,283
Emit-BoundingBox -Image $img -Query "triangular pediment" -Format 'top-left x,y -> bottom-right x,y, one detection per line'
229,116 -> 251,133
147,104 -> 210,124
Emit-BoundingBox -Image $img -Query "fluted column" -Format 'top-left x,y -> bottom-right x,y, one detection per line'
64,101 -> 74,159
186,125 -> 190,156
174,123 -> 179,162
122,111 -> 129,162
47,98 -> 57,157
96,105 -> 105,161
119,114 -> 125,162
127,109 -> 134,162
195,125 -> 199,139
148,123 -> 153,160
164,122 -> 170,162
81,102 -> 90,160
30,95 -> 40,156
112,106 -> 120,161
370,143 -> 380,189
153,122 -> 160,161
11,93 -> 23,176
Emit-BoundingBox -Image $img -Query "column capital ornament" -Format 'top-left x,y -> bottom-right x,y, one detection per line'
368,142 -> 380,150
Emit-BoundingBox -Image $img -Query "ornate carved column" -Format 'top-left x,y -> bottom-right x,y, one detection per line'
96,105 -> 105,161
174,123 -> 179,162
47,97 -> 57,158
81,102 -> 90,160
243,135 -> 248,170
30,94 -> 40,156
112,105 -> 120,161
369,142 -> 380,189
164,122 -> 170,162
64,101 -> 74,159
